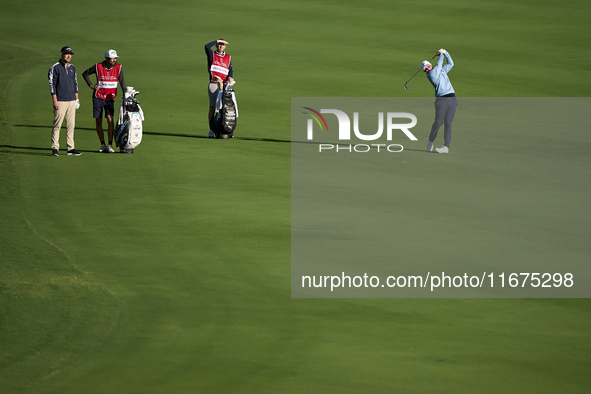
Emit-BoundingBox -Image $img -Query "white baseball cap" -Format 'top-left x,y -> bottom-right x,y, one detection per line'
421,60 -> 431,70
105,49 -> 118,58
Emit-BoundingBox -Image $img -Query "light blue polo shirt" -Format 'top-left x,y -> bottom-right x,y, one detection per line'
426,53 -> 455,97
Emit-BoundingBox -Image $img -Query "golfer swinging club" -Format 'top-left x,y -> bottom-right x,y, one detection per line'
422,48 -> 457,154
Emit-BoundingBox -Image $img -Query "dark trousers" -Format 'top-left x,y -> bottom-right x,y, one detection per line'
429,96 -> 457,147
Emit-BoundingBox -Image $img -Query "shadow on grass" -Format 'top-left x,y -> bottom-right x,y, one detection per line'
13,124 -> 293,144
11,124 -> 432,150
13,124 -> 96,132
404,148 -> 435,154
0,145 -> 51,156
145,130 -> 296,144
0,145 -> 104,156
141,131 -> 434,149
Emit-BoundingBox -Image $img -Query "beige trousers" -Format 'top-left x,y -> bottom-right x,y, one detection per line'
51,100 -> 76,150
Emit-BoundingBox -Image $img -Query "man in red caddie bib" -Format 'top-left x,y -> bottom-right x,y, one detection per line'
82,49 -> 127,153
205,39 -> 234,137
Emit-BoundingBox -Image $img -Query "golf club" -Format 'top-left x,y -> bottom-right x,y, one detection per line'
403,54 -> 436,90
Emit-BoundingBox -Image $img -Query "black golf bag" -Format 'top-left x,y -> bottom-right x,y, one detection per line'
114,87 -> 143,153
212,82 -> 238,139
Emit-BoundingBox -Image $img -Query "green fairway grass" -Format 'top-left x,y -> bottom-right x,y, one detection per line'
1,0 -> 590,392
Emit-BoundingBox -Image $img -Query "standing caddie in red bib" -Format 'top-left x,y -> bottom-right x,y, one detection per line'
205,39 -> 234,137
82,49 -> 127,153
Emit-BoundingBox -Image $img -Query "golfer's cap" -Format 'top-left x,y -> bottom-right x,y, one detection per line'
61,46 -> 74,54
421,60 -> 431,70
105,49 -> 118,58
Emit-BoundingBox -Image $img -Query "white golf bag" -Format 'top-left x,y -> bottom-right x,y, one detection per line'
115,87 -> 144,153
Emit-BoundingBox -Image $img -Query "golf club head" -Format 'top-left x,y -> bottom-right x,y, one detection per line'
403,84 -> 408,90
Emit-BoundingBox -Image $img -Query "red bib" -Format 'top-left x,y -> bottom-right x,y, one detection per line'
210,52 -> 231,81
95,62 -> 122,100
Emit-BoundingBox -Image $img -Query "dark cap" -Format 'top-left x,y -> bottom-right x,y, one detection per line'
61,46 -> 74,54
